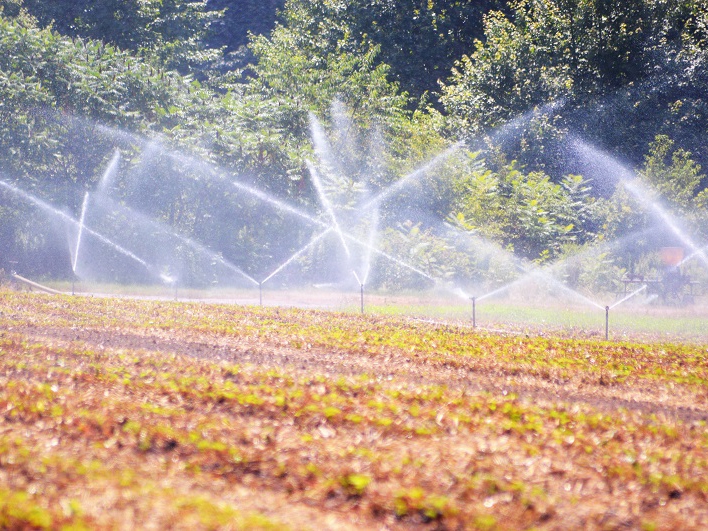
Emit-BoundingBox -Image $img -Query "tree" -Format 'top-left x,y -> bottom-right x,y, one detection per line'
451,154 -> 602,261
248,1 -> 408,119
334,0 -> 508,104
0,14 -> 231,276
14,0 -> 224,76
245,0 -> 506,107
244,0 -> 416,207
204,0 -> 284,53
643,135 -> 706,212
439,0 -> 708,173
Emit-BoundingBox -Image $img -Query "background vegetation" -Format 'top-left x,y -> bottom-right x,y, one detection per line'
0,0 -> 706,291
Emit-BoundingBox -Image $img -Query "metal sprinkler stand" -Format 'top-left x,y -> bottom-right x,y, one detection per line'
259,282 -> 263,306
71,269 -> 80,296
605,305 -> 610,341
351,271 -> 365,314
471,296 -> 476,329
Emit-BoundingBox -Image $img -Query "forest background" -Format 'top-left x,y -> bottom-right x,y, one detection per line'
0,0 -> 707,292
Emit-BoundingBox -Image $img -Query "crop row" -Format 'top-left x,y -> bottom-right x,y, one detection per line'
3,291 -> 708,392
2,322 -> 708,528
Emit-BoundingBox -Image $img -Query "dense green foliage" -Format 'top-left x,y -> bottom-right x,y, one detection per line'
439,0 -> 708,172
253,0 -> 508,103
0,0 -> 706,291
11,0 -> 223,75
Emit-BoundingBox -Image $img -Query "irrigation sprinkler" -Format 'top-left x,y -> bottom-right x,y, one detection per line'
352,271 -> 364,314
471,296 -> 476,328
259,281 -> 263,306
71,275 -> 82,296
605,305 -> 610,341
604,284 -> 647,340
159,274 -> 178,301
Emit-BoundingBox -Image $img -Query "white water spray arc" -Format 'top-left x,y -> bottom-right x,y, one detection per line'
71,192 -> 90,294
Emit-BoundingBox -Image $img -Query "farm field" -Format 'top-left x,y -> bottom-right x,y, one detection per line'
1,288 -> 708,529
44,278 -> 708,343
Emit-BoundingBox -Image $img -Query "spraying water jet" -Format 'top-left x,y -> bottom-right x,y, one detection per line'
0,180 -> 155,277
72,192 -> 90,275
